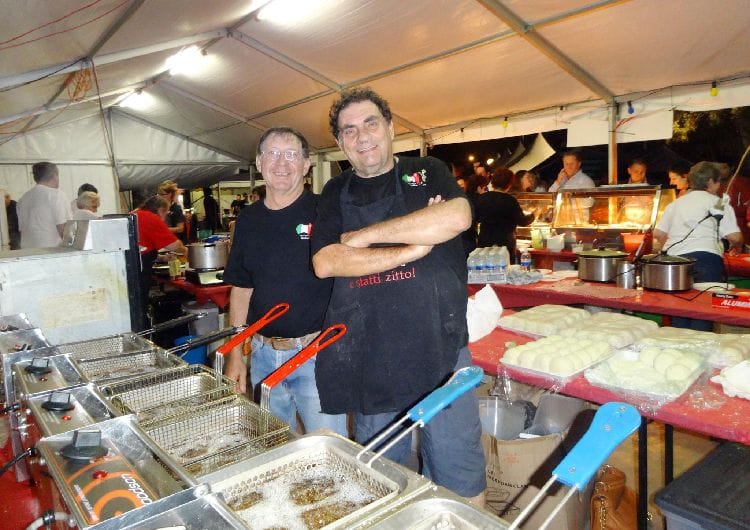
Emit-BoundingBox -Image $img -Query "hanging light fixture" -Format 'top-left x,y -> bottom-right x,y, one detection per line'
501,116 -> 509,128
710,81 -> 718,97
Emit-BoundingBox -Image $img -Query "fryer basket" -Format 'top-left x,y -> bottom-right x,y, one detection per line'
101,365 -> 236,425
202,434 -> 430,530
143,395 -> 290,478
55,334 -> 155,361
72,350 -> 186,383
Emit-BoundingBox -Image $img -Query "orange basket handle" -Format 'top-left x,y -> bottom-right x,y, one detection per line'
261,323 -> 346,390
216,302 -> 290,358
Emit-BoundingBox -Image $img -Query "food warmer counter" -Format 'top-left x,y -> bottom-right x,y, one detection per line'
550,185 -> 675,248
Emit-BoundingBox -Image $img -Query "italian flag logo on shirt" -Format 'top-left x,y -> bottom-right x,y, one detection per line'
402,169 -> 427,186
296,223 -> 312,240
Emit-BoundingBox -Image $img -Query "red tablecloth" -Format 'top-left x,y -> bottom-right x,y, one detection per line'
469,326 -> 750,444
469,281 -> 750,327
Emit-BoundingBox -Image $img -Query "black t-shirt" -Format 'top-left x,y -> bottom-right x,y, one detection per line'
223,191 -> 333,337
474,191 -> 533,253
166,202 -> 187,243
312,156 -> 467,282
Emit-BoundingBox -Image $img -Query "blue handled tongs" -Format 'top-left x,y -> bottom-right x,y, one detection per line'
356,366 -> 484,467
508,401 -> 641,529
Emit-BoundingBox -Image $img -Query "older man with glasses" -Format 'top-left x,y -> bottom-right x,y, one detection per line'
311,87 -> 486,506
222,127 -> 346,437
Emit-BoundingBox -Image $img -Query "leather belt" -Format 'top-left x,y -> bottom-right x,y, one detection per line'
255,331 -> 319,351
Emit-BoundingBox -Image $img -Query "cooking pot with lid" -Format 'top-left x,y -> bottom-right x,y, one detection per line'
577,249 -> 628,282
187,240 -> 229,270
640,253 -> 695,291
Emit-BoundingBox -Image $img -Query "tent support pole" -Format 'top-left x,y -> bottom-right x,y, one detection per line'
608,102 -> 618,184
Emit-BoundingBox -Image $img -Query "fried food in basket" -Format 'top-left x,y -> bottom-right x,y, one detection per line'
228,490 -> 263,511
289,477 -> 338,506
300,501 -> 363,529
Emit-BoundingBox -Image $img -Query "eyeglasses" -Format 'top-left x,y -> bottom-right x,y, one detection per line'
339,116 -> 384,140
261,149 -> 304,162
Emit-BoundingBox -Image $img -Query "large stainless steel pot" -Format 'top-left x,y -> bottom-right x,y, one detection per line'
640,253 -> 695,291
577,249 -> 628,282
187,241 -> 229,270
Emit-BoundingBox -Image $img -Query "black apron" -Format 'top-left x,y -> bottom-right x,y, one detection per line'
316,163 -> 467,414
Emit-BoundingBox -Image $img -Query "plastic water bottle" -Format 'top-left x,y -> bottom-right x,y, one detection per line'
467,250 -> 479,283
476,250 -> 489,283
520,249 -> 532,272
497,249 -> 508,283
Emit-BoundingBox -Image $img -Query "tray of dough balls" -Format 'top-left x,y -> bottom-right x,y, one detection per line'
584,346 -> 706,402
497,304 -> 591,338
632,327 -> 750,368
555,311 -> 658,349
501,335 -> 613,383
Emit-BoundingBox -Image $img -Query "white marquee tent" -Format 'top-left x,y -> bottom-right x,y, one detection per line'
1,0 -> 750,213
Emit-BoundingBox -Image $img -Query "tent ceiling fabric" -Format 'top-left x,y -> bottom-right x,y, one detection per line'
1,0 -> 750,190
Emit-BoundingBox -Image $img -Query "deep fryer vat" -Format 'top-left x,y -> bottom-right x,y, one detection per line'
202,434 -> 430,530
143,395 -> 290,478
358,487 -> 507,529
101,365 -> 236,425
73,350 -> 186,383
56,333 -> 155,361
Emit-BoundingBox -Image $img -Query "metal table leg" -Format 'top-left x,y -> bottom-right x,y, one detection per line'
638,417 -> 649,530
665,424 -> 674,484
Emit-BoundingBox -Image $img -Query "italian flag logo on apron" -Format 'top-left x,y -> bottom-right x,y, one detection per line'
296,223 -> 312,239
402,169 -> 427,186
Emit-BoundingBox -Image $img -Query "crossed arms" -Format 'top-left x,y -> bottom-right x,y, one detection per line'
313,196 -> 471,278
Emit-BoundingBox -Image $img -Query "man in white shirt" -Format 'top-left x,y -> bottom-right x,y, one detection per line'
549,150 -> 595,220
549,150 -> 596,191
17,162 -> 72,248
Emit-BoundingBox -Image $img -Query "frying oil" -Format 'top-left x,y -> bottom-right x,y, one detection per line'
233,464 -> 379,529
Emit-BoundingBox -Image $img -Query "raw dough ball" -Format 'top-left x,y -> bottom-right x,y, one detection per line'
653,351 -> 677,374
549,356 -> 575,375
665,363 -> 691,382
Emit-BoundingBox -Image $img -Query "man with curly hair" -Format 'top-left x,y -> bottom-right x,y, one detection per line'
312,87 -> 486,505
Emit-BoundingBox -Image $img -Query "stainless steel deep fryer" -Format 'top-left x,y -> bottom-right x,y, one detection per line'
143,394 -> 290,478
101,364 -> 236,425
200,366 -> 484,530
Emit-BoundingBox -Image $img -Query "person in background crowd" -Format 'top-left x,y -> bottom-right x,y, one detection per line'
518,170 -> 547,192
312,87 -> 486,505
4,192 -> 20,250
133,195 -> 186,328
619,158 -> 653,224
223,127 -> 346,436
653,162 -> 743,330
549,150 -> 595,191
158,179 -> 187,244
626,158 -> 648,184
461,173 -> 487,258
202,186 -> 221,234
71,183 -> 98,211
250,185 -> 266,203
475,167 -> 534,257
668,161 -> 691,198
17,162 -> 72,249
241,192 -> 250,208
549,150 -> 595,221
72,191 -> 100,220
230,193 -> 244,216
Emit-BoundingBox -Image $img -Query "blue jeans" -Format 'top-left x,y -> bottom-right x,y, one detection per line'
249,336 -> 347,436
354,347 -> 486,498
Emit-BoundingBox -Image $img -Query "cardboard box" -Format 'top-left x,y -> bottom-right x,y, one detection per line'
712,289 -> 750,311
482,432 -> 589,529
